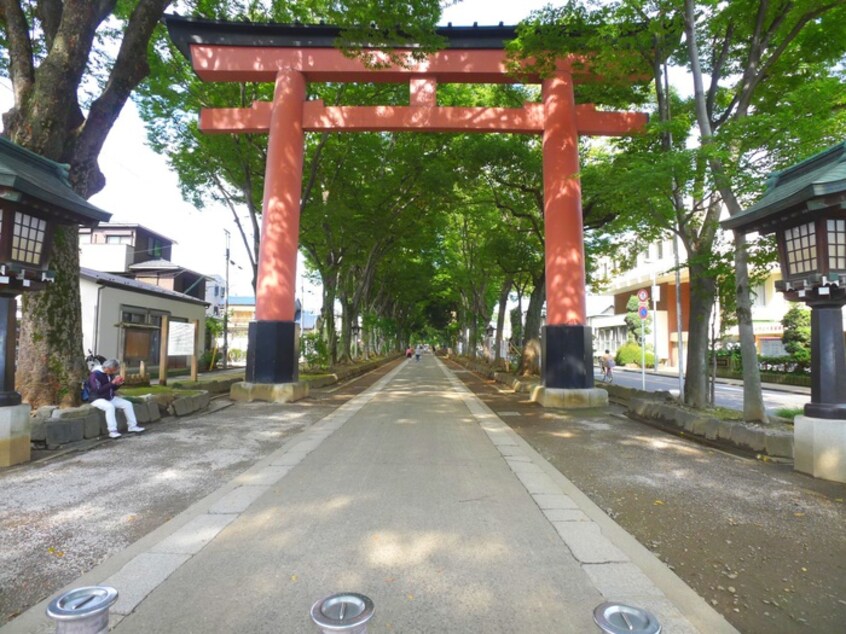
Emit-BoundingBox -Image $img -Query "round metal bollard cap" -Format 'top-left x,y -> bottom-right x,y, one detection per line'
593,602 -> 661,634
310,593 -> 374,632
46,586 -> 119,621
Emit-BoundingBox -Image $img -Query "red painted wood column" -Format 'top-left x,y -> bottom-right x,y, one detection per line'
257,70 -> 306,321
247,70 -> 306,384
542,71 -> 586,326
541,71 -> 593,389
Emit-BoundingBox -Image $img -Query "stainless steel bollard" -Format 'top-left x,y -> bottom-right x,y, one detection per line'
46,586 -> 118,634
310,592 -> 374,633
593,602 -> 661,634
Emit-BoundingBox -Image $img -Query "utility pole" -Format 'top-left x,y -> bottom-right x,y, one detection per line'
223,229 -> 230,370
652,270 -> 659,373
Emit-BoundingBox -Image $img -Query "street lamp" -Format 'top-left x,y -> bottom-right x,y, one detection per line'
723,141 -> 846,482
0,138 -> 110,466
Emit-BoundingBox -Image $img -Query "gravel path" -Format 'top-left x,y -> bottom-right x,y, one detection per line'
0,368 -> 386,627
449,362 -> 846,634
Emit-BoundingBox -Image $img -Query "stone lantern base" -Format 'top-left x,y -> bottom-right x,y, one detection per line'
0,404 -> 31,467
794,415 -> 846,483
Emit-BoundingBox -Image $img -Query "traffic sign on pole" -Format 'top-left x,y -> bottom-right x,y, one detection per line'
638,305 -> 649,319
637,288 -> 649,302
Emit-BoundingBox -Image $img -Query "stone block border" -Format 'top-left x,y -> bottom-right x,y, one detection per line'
623,392 -> 793,459
27,391 -> 211,450
448,355 -> 793,460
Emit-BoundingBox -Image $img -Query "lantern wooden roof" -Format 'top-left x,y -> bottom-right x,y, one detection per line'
0,137 -> 111,225
723,141 -> 846,235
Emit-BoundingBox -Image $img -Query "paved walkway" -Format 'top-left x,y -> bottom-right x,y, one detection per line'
4,356 -> 736,633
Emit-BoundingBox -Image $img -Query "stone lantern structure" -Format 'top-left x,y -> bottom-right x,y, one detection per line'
0,138 -> 110,466
723,142 -> 846,483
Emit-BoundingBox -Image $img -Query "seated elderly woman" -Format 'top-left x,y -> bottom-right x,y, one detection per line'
88,358 -> 145,439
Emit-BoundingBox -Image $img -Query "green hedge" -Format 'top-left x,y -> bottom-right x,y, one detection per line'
616,342 -> 655,368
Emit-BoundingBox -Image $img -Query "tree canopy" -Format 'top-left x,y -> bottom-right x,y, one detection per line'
3,1 -> 844,410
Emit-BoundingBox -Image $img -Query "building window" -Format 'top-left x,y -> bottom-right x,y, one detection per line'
105,234 -> 132,245
656,240 -> 664,259
122,309 -> 146,324
751,283 -> 766,307
784,222 -> 816,276
149,238 -> 163,259
828,219 -> 846,271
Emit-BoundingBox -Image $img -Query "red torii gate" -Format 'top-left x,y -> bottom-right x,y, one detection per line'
165,16 -> 647,405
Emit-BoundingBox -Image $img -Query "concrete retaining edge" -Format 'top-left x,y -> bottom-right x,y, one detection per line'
449,356 -> 794,460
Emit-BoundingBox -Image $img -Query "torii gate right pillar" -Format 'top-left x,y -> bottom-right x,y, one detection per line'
538,72 -> 602,405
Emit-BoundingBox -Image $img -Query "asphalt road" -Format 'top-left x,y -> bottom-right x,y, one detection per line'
597,367 -> 809,413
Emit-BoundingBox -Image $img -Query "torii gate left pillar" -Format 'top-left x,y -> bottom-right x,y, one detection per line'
165,16 -> 647,406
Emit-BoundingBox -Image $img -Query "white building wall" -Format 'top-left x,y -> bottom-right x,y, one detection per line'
80,243 -> 132,273
80,279 -> 101,356
92,285 -> 206,360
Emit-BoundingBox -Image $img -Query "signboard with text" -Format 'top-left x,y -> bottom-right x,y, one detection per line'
168,321 -> 195,356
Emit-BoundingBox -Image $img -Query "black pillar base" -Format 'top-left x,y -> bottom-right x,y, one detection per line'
0,296 -> 19,406
246,321 -> 299,384
542,324 -> 594,389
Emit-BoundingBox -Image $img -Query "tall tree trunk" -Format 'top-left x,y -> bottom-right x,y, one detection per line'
322,279 -> 338,365
494,278 -> 511,363
733,231 -> 767,420
683,0 -> 766,419
337,298 -> 352,364
519,274 -> 545,376
684,260 -> 716,408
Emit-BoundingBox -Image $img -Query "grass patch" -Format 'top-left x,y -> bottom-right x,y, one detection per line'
121,386 -> 200,397
301,373 -> 334,381
775,407 -> 804,421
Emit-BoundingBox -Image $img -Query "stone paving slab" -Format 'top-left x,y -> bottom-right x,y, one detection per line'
208,485 -> 271,514
103,553 -> 191,616
149,513 -> 238,555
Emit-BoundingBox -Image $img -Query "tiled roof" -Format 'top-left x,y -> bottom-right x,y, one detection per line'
80,267 -> 208,306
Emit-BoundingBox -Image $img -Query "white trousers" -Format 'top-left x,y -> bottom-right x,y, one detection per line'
90,396 -> 138,432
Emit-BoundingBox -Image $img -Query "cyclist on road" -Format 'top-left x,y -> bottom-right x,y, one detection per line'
600,350 -> 615,383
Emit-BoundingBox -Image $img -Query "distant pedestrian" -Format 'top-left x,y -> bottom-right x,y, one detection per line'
415,344 -> 422,361
88,359 -> 145,438
600,350 -> 615,383
406,346 -> 413,359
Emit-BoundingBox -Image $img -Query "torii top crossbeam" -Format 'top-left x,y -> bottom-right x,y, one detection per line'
166,16 -> 645,137
165,15 -> 647,391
